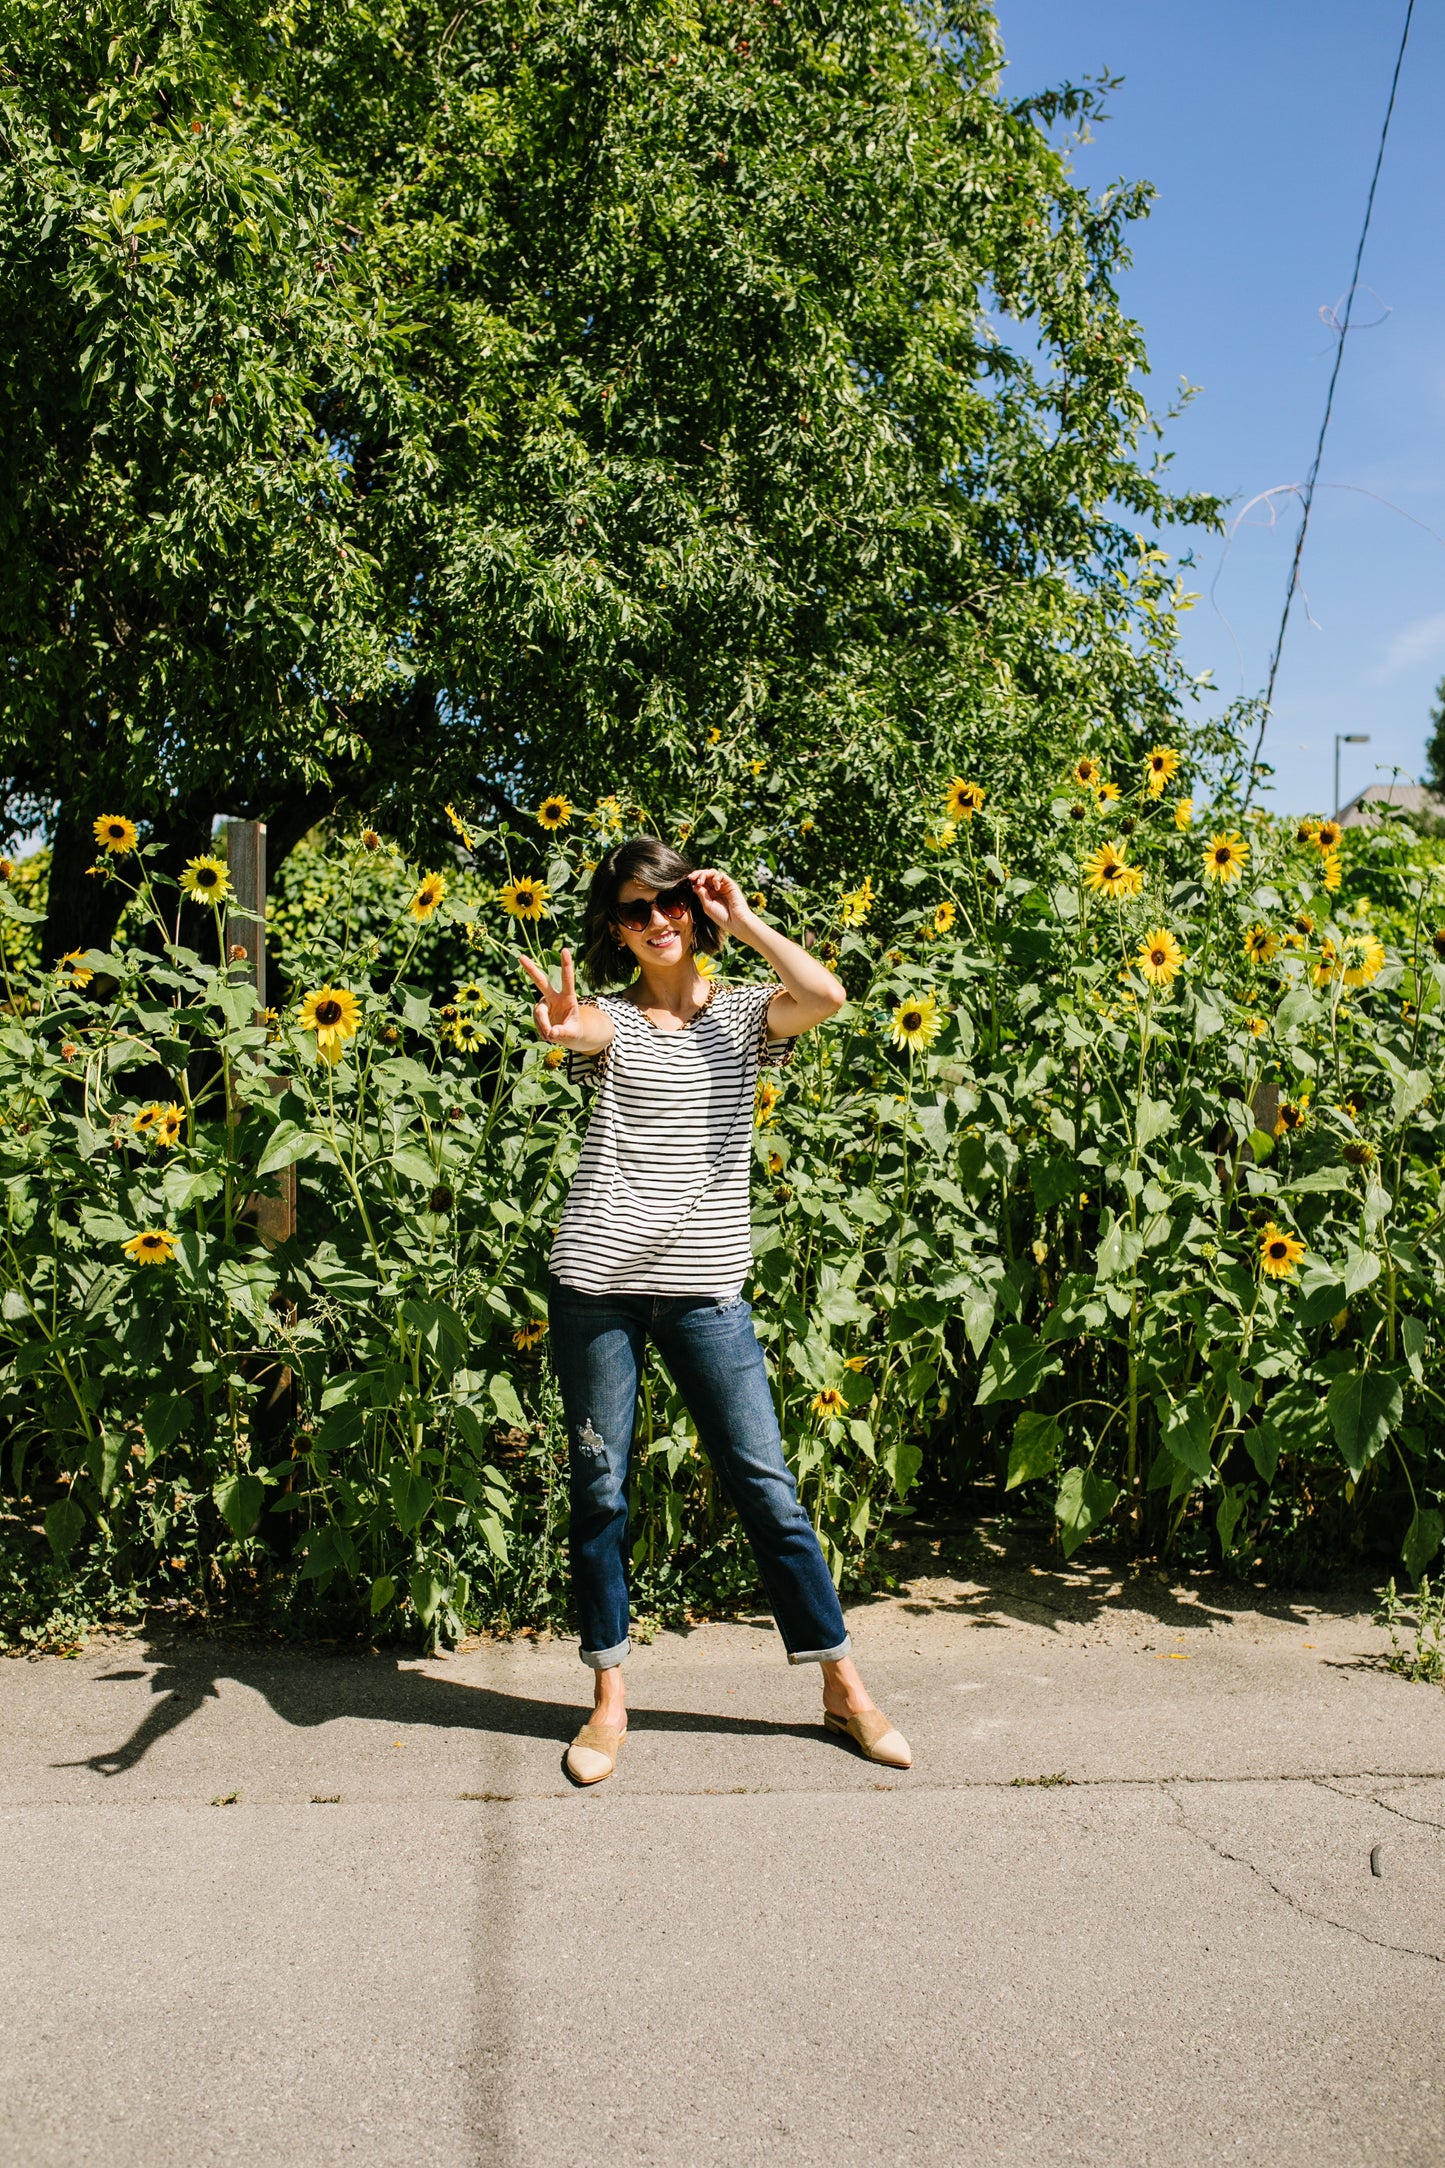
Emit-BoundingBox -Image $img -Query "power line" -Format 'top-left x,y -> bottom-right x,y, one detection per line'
1244,0 -> 1415,798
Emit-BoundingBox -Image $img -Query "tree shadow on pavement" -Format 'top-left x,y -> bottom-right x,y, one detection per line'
875,1516 -> 1381,1641
58,1638 -> 825,1778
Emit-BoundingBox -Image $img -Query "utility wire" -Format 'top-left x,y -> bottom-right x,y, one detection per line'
1244,0 -> 1415,800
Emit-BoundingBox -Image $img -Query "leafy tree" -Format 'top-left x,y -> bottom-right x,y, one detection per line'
0,1 -> 406,958
1425,672 -> 1445,798
3,0 -> 1219,955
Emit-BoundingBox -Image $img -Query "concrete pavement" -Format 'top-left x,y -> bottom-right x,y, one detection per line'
2,1535 -> 1443,2167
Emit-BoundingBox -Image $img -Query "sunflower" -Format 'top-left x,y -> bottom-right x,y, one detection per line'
1343,1139 -> 1375,1168
1274,1096 -> 1309,1137
1246,1015 -> 1268,1037
749,758 -> 766,777
92,815 -> 137,855
1135,929 -> 1183,987
499,878 -> 550,921
695,952 -> 718,978
1315,820 -> 1343,852
924,824 -> 957,852
1144,747 -> 1180,796
153,1103 -> 184,1147
1312,938 -> 1340,988
450,1015 -> 485,1052
543,1044 -> 567,1068
1295,912 -> 1315,936
513,1319 -> 548,1352
1202,831 -> 1248,884
1119,863 -> 1144,899
767,1151 -> 784,1176
445,803 -> 475,849
755,1079 -> 780,1126
1071,756 -> 1101,788
298,985 -> 361,1065
121,1228 -> 177,1267
676,821 -> 693,840
1174,797 -> 1194,831
749,891 -> 767,910
361,828 -> 382,853
1258,1223 -> 1306,1280
1296,819 -> 1319,845
454,982 -> 489,1008
536,793 -> 573,830
933,900 -> 957,934
1242,925 -> 1278,965
178,854 -> 231,902
890,993 -> 941,1052
1095,780 -> 1121,810
811,1386 -> 846,1420
944,778 -> 986,821
1320,849 -> 1342,892
57,948 -> 93,988
1432,927 -> 1445,961
131,1104 -> 161,1136
409,871 -> 448,921
707,727 -> 721,746
1342,932 -> 1386,988
1082,841 -> 1133,898
838,876 -> 875,927
427,1184 -> 455,1215
798,818 -> 814,836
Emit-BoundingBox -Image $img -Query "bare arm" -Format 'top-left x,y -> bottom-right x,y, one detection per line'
517,948 -> 615,1055
687,870 -> 845,1037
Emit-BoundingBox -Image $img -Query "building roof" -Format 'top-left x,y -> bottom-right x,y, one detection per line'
1336,781 -> 1445,828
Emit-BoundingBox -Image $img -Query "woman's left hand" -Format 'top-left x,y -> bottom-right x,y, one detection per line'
687,868 -> 754,932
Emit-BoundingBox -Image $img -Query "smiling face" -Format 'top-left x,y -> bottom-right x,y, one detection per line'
613,879 -> 696,972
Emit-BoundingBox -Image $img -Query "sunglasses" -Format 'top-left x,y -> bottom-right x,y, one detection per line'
614,883 -> 695,932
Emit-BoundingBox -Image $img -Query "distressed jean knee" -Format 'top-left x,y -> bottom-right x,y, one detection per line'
573,1414 -> 609,1462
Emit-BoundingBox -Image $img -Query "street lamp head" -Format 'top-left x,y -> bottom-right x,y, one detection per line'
1343,734 -> 1370,744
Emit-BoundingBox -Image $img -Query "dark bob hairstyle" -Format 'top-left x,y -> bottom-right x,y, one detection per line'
580,835 -> 726,987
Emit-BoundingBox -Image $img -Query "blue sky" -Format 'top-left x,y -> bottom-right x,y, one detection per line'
997,0 -> 1444,816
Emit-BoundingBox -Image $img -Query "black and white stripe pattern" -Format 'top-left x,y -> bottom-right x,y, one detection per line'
548,981 -> 795,1297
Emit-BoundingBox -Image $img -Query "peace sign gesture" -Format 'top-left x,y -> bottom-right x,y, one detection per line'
517,947 -> 611,1051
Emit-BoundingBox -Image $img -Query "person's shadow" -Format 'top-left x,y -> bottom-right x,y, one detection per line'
62,1637 -> 826,1779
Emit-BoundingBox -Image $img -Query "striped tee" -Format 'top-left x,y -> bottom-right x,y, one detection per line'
548,980 -> 795,1298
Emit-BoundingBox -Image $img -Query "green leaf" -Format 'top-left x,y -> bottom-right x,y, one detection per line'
410,1570 -> 446,1629
975,1324 -> 1054,1406
1401,1315 -> 1426,1385
213,1471 -> 266,1539
488,1372 -> 526,1428
882,1437 -> 923,1500
370,1574 -> 396,1617
1390,1070 -> 1432,1126
1244,1420 -> 1281,1484
1216,1485 -> 1246,1552
390,1467 -> 434,1535
1274,985 -> 1317,1032
45,1495 -> 86,1560
1157,1397 -> 1213,1480
1054,1466 -> 1118,1558
1095,1214 -> 1144,1281
1136,1096 -> 1174,1147
1402,1507 -> 1444,1581
254,1121 -> 321,1177
144,1393 -> 190,1451
1006,1411 -> 1060,1489
1341,1247 -> 1381,1300
1326,1368 -> 1403,1477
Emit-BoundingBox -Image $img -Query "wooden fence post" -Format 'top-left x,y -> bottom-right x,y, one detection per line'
225,819 -> 297,1247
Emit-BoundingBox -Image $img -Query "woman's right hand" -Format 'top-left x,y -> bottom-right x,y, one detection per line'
517,947 -> 601,1046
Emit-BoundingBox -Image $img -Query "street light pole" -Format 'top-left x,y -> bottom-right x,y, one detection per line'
1334,733 -> 1371,820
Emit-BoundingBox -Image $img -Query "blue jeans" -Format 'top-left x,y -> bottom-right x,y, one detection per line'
546,1277 -> 851,1670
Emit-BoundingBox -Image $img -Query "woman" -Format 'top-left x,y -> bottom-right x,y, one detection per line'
518,836 -> 912,1786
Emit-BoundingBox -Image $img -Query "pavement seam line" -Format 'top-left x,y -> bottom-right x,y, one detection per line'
1165,1783 -> 1445,1969
1313,1777 -> 1445,1838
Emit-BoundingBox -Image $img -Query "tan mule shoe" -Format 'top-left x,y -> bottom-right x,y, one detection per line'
566,1719 -> 627,1786
824,1707 -> 912,1769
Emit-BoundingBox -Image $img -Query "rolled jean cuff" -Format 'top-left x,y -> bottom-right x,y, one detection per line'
786,1635 -> 852,1666
580,1637 -> 630,1671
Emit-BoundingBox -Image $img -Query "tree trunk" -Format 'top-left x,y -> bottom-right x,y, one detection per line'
40,802 -> 129,966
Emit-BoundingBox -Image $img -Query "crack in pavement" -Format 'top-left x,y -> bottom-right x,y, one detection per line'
1314,1777 -> 1445,1838
7,1765 -> 1445,1809
1165,1783 -> 1445,1969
